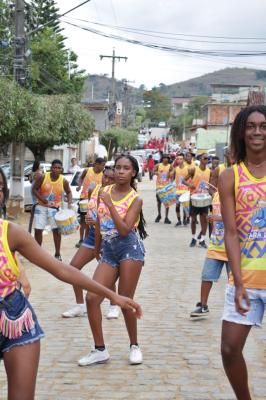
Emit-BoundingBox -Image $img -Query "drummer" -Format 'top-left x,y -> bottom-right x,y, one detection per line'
76,158 -> 106,248
154,154 -> 173,224
185,153 -> 211,248
32,159 -> 72,261
173,153 -> 189,226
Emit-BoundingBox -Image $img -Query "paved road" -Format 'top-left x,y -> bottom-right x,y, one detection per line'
1,178 -> 266,399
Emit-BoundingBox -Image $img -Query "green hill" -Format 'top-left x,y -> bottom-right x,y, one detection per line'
83,68 -> 266,102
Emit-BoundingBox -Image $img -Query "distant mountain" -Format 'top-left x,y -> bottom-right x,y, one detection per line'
158,68 -> 266,98
83,68 -> 266,103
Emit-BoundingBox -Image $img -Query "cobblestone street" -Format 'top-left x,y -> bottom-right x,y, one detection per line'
1,178 -> 266,400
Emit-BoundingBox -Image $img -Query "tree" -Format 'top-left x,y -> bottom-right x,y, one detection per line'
143,88 -> 171,124
29,27 -> 86,95
0,0 -> 14,76
100,128 -> 137,160
0,78 -> 95,160
25,0 -> 62,34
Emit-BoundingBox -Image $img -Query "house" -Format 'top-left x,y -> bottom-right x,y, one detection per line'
81,99 -> 110,131
202,84 -> 262,131
171,97 -> 191,116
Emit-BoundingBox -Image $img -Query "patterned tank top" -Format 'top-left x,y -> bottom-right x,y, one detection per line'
175,165 -> 189,195
98,185 -> 139,236
81,167 -> 103,199
0,220 -> 19,298
228,162 -> 266,288
156,164 -> 171,189
207,192 -> 228,261
87,184 -> 101,221
191,166 -> 211,194
38,172 -> 64,208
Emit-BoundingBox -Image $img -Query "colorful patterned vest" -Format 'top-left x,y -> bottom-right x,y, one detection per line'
156,163 -> 171,189
229,162 -> 266,288
191,166 -> 211,194
175,165 -> 189,195
38,172 -> 64,208
0,220 -> 19,298
98,185 -> 139,236
207,192 -> 228,261
87,184 -> 101,221
0,220 -> 35,339
80,167 -> 103,199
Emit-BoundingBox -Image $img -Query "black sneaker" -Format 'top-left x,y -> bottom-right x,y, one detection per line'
183,218 -> 187,226
164,218 -> 171,224
55,254 -> 62,261
197,232 -> 202,240
155,215 -> 161,223
190,302 -> 209,318
198,240 -> 207,249
175,221 -> 181,227
190,238 -> 197,247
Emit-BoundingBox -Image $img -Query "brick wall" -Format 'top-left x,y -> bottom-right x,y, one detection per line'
208,104 -> 243,125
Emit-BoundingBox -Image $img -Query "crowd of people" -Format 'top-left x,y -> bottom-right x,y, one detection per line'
0,105 -> 265,400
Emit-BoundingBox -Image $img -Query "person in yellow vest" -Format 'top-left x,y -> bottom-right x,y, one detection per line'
190,191 -> 229,318
211,156 -> 220,171
185,153 -> 211,248
154,155 -> 173,224
32,159 -> 72,261
185,151 -> 195,167
76,158 -> 105,247
174,153 -> 189,226
219,105 -> 266,400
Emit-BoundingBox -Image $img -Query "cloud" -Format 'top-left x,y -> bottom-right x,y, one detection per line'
56,0 -> 266,88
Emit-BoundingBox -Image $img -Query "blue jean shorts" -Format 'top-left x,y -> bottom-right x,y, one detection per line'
0,289 -> 44,359
101,231 -> 145,268
81,226 -> 95,249
223,284 -> 266,327
201,258 -> 230,282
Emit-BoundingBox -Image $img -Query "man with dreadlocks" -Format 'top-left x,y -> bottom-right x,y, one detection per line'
78,155 -> 147,367
219,105 -> 266,400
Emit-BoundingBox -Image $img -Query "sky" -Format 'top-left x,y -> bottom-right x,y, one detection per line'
56,0 -> 266,89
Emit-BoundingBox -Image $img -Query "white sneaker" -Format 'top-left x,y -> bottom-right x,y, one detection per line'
78,348 -> 110,366
129,345 -> 143,365
106,305 -> 120,319
62,304 -> 86,318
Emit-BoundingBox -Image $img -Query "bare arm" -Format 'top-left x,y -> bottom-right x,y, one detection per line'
32,175 -> 47,204
8,223 -> 142,317
219,169 -> 250,314
154,164 -> 159,176
100,191 -> 142,237
77,169 -> 87,189
63,178 -> 72,208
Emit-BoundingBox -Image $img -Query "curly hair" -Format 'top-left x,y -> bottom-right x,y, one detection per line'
115,155 -> 148,240
230,105 -> 266,163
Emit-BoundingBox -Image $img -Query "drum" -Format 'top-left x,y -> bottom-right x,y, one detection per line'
156,183 -> 176,208
178,191 -> 190,208
55,209 -> 79,235
191,193 -> 212,208
79,199 -> 88,214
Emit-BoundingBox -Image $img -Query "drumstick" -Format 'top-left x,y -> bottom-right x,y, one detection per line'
203,180 -> 218,191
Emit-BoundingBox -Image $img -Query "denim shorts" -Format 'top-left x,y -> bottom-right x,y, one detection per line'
81,226 -> 95,249
0,289 -> 44,359
201,258 -> 230,282
34,204 -> 58,230
223,284 -> 266,327
101,231 -> 145,268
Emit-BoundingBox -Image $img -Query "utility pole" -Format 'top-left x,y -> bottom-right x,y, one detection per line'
100,49 -> 127,123
122,79 -> 135,128
8,0 -> 26,218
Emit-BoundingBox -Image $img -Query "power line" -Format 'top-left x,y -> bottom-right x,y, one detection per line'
27,0 -> 92,36
63,17 -> 266,43
61,20 -> 266,57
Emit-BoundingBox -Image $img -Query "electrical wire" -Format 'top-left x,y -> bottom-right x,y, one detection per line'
64,17 -> 266,44
27,0 -> 92,36
61,20 -> 266,57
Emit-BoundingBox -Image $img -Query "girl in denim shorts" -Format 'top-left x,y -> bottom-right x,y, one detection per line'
62,167 -> 120,319
0,170 -> 142,400
78,155 -> 148,367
